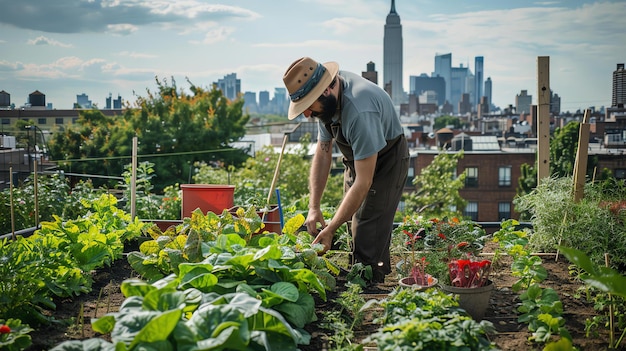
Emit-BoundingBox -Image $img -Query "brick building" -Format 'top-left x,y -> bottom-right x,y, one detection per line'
413,137 -> 535,222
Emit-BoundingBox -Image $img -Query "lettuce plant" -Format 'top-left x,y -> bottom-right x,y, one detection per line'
364,288 -> 497,350
54,207 -> 338,350
0,193 -> 145,326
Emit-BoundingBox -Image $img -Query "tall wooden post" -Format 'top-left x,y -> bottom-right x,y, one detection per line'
573,110 -> 591,202
131,136 -> 138,220
537,56 -> 551,184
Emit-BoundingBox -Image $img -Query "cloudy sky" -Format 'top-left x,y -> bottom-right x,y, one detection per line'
0,0 -> 624,112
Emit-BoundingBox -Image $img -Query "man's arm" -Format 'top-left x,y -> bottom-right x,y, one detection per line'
312,153 -> 377,252
305,140 -> 333,234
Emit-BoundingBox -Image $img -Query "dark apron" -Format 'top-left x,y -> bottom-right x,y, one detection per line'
325,121 -> 409,282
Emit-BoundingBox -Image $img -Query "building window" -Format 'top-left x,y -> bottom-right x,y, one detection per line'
499,166 -> 512,186
406,166 -> 415,187
1,118 -> 9,125
55,118 -> 64,125
615,169 -> 626,179
498,202 -> 511,221
464,201 -> 478,221
465,167 -> 478,187
38,118 -> 46,125
72,117 -> 79,124
607,133 -> 622,143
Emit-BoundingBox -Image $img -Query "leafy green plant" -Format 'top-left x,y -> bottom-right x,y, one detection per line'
363,288 -> 497,350
402,151 -> 467,219
128,206 -> 267,281
344,263 -> 373,289
560,246 -> 626,348
0,235 -> 87,325
578,286 -> 626,343
399,216 -> 489,286
0,318 -> 33,351
0,174 -> 106,234
319,283 -> 367,351
517,284 -> 570,342
52,282 -> 309,351
514,177 -> 626,268
34,194 -> 145,272
492,219 -> 546,292
52,207 -> 343,350
129,207 -> 337,294
0,194 -> 144,326
493,220 -> 571,346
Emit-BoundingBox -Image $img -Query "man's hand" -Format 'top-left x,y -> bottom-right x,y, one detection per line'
305,208 -> 326,235
311,227 -> 334,254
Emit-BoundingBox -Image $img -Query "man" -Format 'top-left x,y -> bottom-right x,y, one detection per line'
282,57 -> 409,285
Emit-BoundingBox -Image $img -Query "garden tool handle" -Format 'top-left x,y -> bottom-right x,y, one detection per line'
263,134 -> 288,222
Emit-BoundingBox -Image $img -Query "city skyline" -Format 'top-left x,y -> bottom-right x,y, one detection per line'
0,0 -> 624,112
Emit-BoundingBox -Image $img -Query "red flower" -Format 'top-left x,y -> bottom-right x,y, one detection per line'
448,257 -> 491,288
438,233 -> 446,240
0,324 -> 10,334
457,241 -> 469,248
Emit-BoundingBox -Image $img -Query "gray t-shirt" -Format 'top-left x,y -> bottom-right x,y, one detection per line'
318,70 -> 403,160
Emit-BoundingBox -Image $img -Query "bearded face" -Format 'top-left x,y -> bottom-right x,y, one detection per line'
315,93 -> 338,125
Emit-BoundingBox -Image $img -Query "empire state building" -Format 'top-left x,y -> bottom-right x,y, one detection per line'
384,0 -> 404,106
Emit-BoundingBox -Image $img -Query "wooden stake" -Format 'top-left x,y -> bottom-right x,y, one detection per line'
556,109 -> 591,261
573,110 -> 591,202
606,253 -> 614,347
537,56 -> 551,185
34,159 -> 39,227
131,137 -> 138,220
263,134 -> 288,222
10,167 -> 15,241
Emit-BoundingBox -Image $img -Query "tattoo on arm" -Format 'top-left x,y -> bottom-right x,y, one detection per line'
320,141 -> 331,152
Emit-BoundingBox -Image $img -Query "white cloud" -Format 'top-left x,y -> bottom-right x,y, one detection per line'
195,26 -> 236,45
26,36 -> 72,48
0,60 -> 24,72
107,24 -> 138,36
117,51 -> 158,59
0,0 -> 261,34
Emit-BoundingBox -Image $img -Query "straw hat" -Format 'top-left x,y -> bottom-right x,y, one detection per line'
283,57 -> 339,120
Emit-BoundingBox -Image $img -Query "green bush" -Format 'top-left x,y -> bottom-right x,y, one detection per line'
514,177 -> 626,269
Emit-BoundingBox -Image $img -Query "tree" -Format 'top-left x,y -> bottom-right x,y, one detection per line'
48,109 -> 131,188
433,115 -> 462,130
516,121 -> 606,196
48,77 -> 250,191
403,151 -> 467,219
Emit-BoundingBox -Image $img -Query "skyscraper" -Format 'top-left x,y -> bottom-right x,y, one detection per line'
76,93 -> 92,109
383,0 -> 403,105
450,64 -> 470,113
214,73 -> 241,101
484,77 -> 493,109
434,53 -> 452,104
515,90 -> 532,115
613,63 -> 625,107
474,56 -> 484,107
409,74 -> 445,107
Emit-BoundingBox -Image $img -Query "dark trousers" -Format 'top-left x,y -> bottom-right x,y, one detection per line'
344,136 -> 409,283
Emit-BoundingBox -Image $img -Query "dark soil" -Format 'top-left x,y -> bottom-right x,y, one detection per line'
27,247 -> 616,350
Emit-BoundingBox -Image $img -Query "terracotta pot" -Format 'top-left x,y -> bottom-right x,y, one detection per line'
398,274 -> 438,291
440,280 -> 494,321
